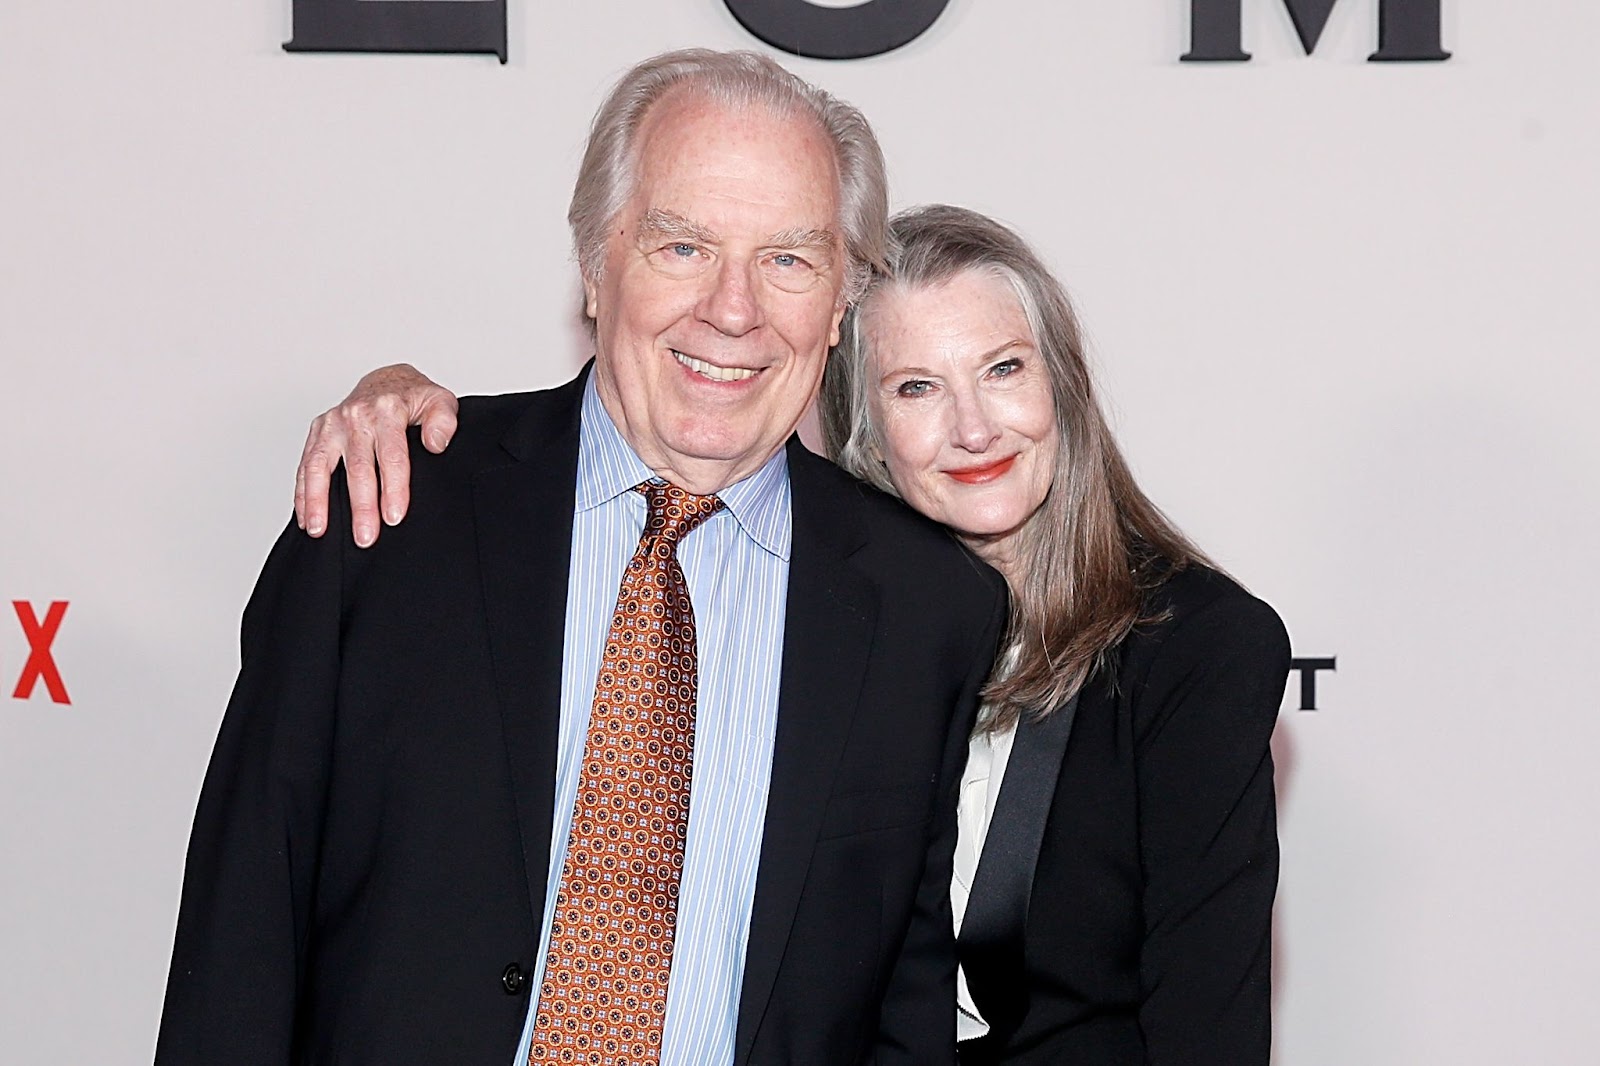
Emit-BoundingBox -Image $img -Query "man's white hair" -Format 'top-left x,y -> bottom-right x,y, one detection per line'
568,48 -> 889,306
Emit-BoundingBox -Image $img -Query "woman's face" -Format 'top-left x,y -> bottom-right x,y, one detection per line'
865,269 -> 1059,571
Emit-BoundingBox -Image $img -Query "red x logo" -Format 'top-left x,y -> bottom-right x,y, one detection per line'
13,601 -> 70,705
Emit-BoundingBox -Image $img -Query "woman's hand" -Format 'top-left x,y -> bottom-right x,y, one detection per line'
294,363 -> 460,547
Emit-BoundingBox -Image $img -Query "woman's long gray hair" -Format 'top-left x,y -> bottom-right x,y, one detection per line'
819,205 -> 1210,729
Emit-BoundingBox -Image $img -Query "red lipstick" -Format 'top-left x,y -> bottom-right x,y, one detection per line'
946,456 -> 1017,484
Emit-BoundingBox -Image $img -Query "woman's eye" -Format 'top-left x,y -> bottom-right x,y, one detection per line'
896,379 -> 932,398
990,358 -> 1022,378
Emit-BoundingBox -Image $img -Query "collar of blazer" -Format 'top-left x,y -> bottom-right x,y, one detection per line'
957,693 -> 1081,1043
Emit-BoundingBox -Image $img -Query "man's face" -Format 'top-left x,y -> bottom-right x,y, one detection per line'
586,92 -> 849,493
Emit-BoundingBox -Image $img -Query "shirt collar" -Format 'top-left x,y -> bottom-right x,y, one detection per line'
574,375 -> 793,561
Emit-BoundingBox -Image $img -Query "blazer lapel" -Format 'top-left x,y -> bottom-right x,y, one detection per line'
473,372 -> 587,931
734,443 -> 878,1066
958,694 -> 1079,1035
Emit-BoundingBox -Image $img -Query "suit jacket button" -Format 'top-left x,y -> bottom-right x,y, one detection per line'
502,963 -> 527,995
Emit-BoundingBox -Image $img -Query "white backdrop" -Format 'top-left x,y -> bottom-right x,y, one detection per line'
4,2 -> 1598,1062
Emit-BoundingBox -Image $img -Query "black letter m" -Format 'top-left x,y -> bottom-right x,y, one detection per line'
1182,0 -> 1450,62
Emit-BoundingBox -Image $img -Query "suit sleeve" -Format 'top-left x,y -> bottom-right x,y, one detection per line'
871,580 -> 1008,1065
1134,593 -> 1290,1066
154,506 -> 347,1065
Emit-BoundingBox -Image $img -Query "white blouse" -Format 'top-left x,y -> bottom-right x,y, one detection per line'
951,716 -> 1020,1042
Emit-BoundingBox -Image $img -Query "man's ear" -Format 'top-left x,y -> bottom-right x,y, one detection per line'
583,274 -> 600,320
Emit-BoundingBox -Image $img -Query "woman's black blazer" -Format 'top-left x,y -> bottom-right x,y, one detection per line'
958,564 -> 1290,1065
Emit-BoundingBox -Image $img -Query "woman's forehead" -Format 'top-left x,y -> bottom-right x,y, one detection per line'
864,272 -> 1034,359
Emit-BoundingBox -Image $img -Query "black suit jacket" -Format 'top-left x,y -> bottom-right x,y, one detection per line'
958,566 -> 1289,1065
157,371 -> 1007,1066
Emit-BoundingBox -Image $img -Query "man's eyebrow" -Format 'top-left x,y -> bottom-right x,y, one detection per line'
637,208 -> 719,245
766,227 -> 839,252
636,210 -> 838,255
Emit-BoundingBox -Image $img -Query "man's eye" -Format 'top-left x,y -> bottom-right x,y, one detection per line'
670,243 -> 698,258
773,253 -> 799,268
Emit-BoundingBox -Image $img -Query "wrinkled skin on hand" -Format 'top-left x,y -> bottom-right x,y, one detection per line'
294,363 -> 460,547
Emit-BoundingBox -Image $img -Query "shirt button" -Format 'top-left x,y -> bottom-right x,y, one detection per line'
502,963 -> 527,995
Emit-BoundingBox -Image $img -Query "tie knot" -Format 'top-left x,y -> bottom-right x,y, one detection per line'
638,481 -> 724,546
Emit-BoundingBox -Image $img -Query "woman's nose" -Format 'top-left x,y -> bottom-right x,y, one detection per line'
949,392 -> 1001,453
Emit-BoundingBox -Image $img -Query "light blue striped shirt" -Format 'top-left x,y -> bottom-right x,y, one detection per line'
512,376 -> 789,1066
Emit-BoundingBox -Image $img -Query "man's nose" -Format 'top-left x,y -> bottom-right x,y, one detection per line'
698,257 -> 762,337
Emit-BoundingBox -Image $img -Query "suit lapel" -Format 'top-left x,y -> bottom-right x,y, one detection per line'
957,694 -> 1079,1036
473,372 -> 587,932
734,443 -> 878,1066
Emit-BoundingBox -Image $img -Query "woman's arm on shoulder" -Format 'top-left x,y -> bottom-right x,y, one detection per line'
294,364 -> 459,547
1131,585 -> 1291,1065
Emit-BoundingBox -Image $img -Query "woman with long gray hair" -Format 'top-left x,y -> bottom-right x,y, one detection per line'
819,205 -> 1287,1062
295,205 -> 1289,1063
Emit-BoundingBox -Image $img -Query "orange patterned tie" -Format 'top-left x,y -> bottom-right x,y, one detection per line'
529,481 -> 724,1066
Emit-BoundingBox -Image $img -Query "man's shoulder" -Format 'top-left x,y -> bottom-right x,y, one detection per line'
454,390 -> 544,433
408,376 -> 587,481
452,376 -> 585,456
788,444 -> 1004,602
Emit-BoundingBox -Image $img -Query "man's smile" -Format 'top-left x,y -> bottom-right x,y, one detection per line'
671,348 -> 762,383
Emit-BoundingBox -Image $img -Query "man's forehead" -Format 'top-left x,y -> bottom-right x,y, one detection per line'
633,93 -> 836,184
617,93 -> 844,245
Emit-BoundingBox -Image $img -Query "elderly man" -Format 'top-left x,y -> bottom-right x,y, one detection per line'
157,50 -> 1005,1066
